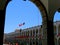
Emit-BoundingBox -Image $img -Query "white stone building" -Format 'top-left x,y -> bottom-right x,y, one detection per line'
3,21 -> 60,45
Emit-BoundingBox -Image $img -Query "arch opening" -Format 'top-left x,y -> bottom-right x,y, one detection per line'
53,10 -> 60,45
3,0 -> 45,45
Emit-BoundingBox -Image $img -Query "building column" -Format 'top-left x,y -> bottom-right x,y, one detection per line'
42,21 -> 47,45
56,24 -> 59,45
31,39 -> 33,45
38,28 -> 39,36
0,0 -> 11,45
32,30 -> 33,45
47,19 -> 54,45
29,30 -> 30,45
56,24 -> 59,36
35,29 -> 36,37
32,29 -> 33,36
38,28 -> 40,45
38,38 -> 39,45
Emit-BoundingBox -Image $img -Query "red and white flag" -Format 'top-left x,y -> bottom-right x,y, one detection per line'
19,22 -> 25,27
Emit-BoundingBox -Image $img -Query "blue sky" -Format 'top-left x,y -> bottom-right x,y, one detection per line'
4,0 -> 60,33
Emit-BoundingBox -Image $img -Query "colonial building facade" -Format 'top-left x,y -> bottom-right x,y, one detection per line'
3,21 -> 60,45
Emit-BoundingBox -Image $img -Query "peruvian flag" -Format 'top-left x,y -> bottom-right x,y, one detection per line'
19,22 -> 25,27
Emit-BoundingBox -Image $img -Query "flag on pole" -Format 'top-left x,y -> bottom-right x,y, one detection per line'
19,22 -> 25,27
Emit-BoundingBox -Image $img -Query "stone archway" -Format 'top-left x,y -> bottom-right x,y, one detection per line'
5,0 -> 48,45
30,0 -> 48,45
0,0 -> 49,45
1,0 -> 60,45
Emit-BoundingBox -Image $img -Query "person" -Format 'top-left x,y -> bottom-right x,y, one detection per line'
16,43 -> 18,45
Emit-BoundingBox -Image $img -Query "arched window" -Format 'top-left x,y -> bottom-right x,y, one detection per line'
4,0 -> 43,45
4,0 -> 42,33
54,10 -> 60,45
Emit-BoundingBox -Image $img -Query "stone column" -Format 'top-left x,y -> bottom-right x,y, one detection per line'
56,24 -> 59,35
32,29 -> 33,37
38,28 -> 39,36
38,38 -> 39,45
56,24 -> 59,45
35,29 -> 36,37
31,29 -> 33,45
42,21 -> 47,45
29,30 -> 30,45
47,19 -> 54,45
0,0 -> 11,45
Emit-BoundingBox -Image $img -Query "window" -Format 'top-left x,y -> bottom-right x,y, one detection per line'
54,11 -> 60,45
4,0 -> 42,45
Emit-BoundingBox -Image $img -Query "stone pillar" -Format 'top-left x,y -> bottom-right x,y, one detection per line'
0,0 -> 11,45
42,21 -> 47,45
38,28 -> 39,36
47,19 -> 54,45
56,24 -> 59,45
32,39 -> 33,45
32,29 -> 33,36
38,38 -> 39,45
31,30 -> 33,45
29,30 -> 30,45
35,29 -> 36,37
56,24 -> 59,35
